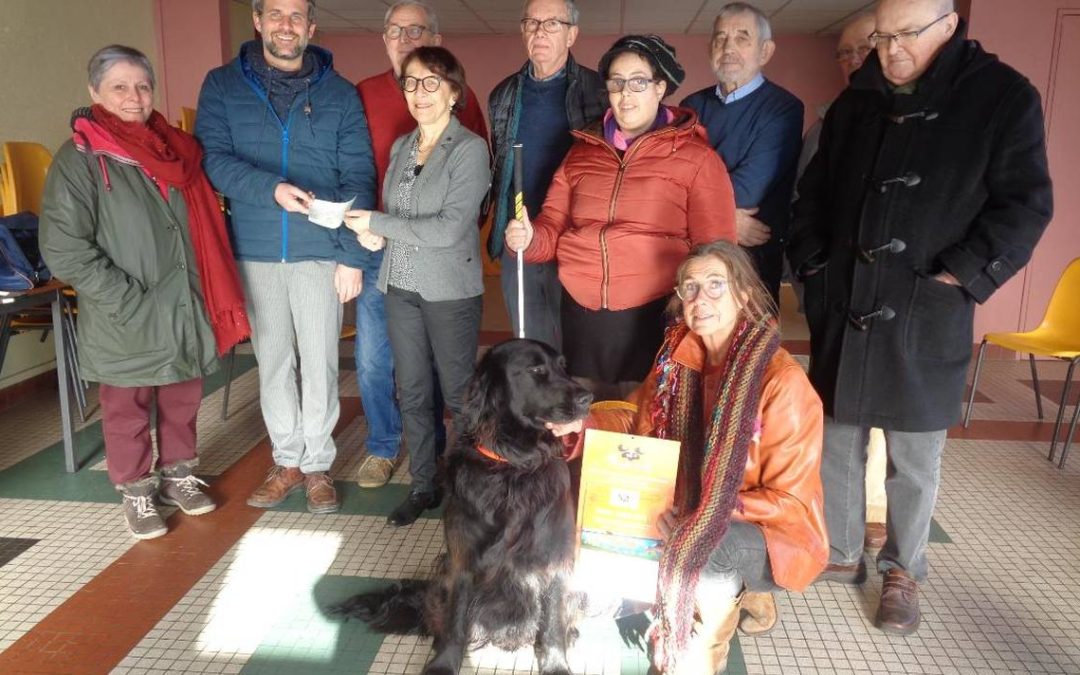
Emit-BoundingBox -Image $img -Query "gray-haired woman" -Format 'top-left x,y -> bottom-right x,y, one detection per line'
40,45 -> 250,539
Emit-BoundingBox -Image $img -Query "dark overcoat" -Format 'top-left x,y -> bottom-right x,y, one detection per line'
788,23 -> 1053,432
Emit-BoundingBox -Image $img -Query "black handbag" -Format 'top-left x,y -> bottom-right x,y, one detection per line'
0,212 -> 51,292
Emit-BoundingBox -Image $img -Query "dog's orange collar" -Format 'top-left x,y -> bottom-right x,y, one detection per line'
476,444 -> 509,463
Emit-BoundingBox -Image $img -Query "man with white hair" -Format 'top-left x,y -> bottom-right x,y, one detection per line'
791,0 -> 1052,634
681,1 -> 804,306
487,0 -> 607,349
351,0 -> 488,490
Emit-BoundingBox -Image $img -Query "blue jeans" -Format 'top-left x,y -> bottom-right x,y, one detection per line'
354,251 -> 402,460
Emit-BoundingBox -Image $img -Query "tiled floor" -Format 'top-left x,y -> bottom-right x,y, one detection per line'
1,282 -> 1079,674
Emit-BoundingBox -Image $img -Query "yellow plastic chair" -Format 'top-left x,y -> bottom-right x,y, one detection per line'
2,142 -> 52,216
178,107 -> 197,133
0,162 -> 15,213
964,257 -> 1080,468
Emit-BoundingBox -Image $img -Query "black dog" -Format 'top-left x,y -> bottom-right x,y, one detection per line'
333,339 -> 593,674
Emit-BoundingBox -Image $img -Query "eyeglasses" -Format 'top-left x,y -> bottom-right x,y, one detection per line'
604,77 -> 659,94
868,13 -> 951,48
400,75 -> 443,93
835,45 -> 872,62
262,10 -> 308,26
520,18 -> 574,34
385,23 -> 428,40
675,278 -> 730,302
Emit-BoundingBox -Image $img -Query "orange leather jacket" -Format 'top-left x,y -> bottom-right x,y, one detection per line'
522,107 -> 736,311
573,332 -> 828,592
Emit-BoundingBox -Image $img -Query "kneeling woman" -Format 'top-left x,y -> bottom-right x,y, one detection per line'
559,241 -> 827,674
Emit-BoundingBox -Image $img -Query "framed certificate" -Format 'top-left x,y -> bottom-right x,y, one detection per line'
575,429 -> 680,603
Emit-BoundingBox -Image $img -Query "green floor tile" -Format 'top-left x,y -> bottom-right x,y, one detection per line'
611,611 -> 745,675
929,517 -> 953,543
241,576 -> 388,675
240,575 -> 740,674
0,355 -> 255,502
269,482 -> 444,519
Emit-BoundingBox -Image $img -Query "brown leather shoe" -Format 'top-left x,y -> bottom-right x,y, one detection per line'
247,465 -> 304,508
815,559 -> 867,585
738,591 -> 778,637
864,522 -> 887,553
876,569 -> 920,635
305,472 -> 340,514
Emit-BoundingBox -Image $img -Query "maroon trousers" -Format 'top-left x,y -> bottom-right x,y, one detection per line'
98,378 -> 203,485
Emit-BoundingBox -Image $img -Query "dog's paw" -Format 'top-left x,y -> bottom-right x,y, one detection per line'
540,668 -> 572,675
422,666 -> 456,675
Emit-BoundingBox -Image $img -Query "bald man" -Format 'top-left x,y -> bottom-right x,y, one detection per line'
796,11 -> 876,177
790,0 -> 1052,635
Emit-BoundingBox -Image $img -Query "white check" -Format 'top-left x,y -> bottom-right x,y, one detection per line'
307,197 -> 355,229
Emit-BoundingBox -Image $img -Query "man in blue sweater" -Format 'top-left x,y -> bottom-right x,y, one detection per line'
196,0 -> 376,514
487,0 -> 607,349
681,2 -> 804,305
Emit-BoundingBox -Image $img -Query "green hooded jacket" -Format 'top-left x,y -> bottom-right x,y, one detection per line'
39,133 -> 219,387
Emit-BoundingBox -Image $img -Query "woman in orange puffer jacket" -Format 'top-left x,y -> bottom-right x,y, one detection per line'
506,35 -> 736,399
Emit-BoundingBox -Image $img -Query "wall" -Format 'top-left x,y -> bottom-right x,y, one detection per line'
966,0 -> 1080,340
320,32 -> 845,133
154,0 -> 232,124
0,0 -> 159,388
227,0 -> 255,59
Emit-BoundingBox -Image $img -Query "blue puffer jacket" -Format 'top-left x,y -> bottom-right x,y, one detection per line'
195,42 -> 375,267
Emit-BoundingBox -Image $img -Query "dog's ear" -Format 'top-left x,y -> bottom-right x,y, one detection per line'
462,350 -> 505,445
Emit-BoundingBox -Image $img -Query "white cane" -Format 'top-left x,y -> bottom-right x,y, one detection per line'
512,144 -> 526,339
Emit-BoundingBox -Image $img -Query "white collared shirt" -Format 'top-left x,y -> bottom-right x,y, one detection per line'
715,73 -> 766,104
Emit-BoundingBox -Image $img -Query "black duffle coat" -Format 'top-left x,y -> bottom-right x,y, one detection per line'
788,23 -> 1053,432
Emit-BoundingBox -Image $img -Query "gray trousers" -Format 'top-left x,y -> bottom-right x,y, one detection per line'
700,520 -> 776,595
822,419 -> 946,581
500,249 -> 561,350
239,260 -> 342,473
384,287 -> 482,493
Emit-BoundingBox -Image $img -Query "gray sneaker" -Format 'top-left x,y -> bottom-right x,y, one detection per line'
117,476 -> 167,540
356,455 -> 397,488
160,461 -> 216,515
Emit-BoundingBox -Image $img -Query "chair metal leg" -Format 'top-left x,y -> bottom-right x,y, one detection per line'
1049,358 -> 1079,463
964,339 -> 989,428
61,295 -> 88,392
1058,396 -> 1080,469
56,296 -> 86,420
1029,354 -> 1044,419
0,315 -> 12,374
221,345 -> 237,421
64,327 -> 86,422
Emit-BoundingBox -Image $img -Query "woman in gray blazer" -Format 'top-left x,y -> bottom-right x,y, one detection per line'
345,46 -> 490,527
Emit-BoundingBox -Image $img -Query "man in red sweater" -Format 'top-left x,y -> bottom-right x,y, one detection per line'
357,0 -> 488,205
352,0 -> 488,491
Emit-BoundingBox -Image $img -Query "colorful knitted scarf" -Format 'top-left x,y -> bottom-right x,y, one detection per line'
648,317 -> 780,671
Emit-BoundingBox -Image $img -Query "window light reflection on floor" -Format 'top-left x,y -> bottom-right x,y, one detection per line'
197,527 -> 342,655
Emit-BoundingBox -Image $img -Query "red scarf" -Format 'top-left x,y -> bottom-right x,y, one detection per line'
86,104 -> 249,355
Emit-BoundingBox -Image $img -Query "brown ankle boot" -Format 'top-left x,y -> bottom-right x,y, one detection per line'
247,465 -> 304,508
738,591 -> 778,637
876,569 -> 920,635
674,596 -> 741,675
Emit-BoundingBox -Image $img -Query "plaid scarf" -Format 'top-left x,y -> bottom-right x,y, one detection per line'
648,318 -> 780,671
